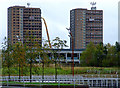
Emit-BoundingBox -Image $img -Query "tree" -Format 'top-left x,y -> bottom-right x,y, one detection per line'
25,35 -> 40,82
38,37 -> 68,82
80,42 -> 96,66
116,51 -> 120,67
94,43 -> 104,67
115,42 -> 120,67
115,42 -> 120,52
52,37 -> 68,49
81,42 -> 119,67
51,37 -> 68,81
39,40 -> 50,82
1,37 -> 13,80
12,42 -> 26,81
0,49 -> 2,77
103,45 -> 108,58
102,43 -> 117,67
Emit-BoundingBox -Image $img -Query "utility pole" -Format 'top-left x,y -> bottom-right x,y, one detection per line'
66,28 -> 74,77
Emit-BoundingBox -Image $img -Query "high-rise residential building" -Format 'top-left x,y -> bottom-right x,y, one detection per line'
8,6 -> 42,46
70,6 -> 103,49
118,1 -> 120,43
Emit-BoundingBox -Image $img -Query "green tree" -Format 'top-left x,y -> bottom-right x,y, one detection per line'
94,43 -> 104,67
116,51 -> 120,67
115,42 -> 120,67
51,37 -> 68,81
25,35 -> 40,82
115,42 -> 120,52
80,42 -> 96,66
2,37 -> 13,80
12,42 -> 26,81
52,37 -> 68,49
40,40 -> 50,82
102,43 -> 117,67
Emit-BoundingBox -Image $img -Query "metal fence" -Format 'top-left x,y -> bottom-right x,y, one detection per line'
0,75 -> 120,88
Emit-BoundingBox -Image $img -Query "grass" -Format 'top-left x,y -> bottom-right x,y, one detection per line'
1,81 -> 79,86
1,64 -> 120,76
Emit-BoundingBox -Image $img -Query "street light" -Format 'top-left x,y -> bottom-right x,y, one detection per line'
16,35 -> 21,42
16,35 -> 21,81
66,28 -> 74,77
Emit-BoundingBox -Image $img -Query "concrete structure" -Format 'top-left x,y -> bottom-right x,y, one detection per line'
118,1 -> 120,43
70,7 -> 103,49
36,49 -> 85,63
8,6 -> 42,46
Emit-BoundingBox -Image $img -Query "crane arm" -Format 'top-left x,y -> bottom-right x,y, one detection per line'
41,17 -> 52,48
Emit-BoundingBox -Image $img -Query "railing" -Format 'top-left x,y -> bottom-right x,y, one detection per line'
0,75 -> 120,87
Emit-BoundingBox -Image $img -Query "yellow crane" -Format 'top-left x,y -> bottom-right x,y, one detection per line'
41,17 -> 52,48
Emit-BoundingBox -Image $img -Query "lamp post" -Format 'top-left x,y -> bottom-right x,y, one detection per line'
16,35 -> 21,81
66,28 -> 74,77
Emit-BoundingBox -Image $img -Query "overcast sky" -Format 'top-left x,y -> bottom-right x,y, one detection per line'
0,0 -> 119,49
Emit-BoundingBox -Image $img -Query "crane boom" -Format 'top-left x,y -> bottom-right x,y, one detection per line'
41,17 -> 52,48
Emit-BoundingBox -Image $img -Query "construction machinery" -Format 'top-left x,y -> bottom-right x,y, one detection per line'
41,17 -> 52,48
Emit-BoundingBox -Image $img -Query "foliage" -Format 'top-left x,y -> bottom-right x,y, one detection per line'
81,42 -> 120,67
52,37 -> 68,49
12,42 -> 26,77
80,42 -> 96,66
1,37 -> 14,79
2,35 -> 120,78
2,66 -> 119,75
50,37 -> 68,81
